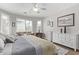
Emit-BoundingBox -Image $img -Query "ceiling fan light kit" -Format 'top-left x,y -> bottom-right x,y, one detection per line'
33,7 -> 39,12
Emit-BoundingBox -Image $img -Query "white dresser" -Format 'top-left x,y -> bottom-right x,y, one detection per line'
53,33 -> 77,51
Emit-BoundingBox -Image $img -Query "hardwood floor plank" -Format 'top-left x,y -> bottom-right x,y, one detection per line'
53,43 -> 79,55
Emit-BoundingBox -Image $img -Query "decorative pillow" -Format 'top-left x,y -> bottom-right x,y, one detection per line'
8,35 -> 16,40
4,35 -> 15,44
0,33 -> 15,44
0,38 -> 5,50
4,38 -> 14,44
7,34 -> 17,41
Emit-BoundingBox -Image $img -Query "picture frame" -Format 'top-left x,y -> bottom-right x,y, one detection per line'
57,13 -> 75,27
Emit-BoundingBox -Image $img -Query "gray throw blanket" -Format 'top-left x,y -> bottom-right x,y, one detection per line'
12,37 -> 36,55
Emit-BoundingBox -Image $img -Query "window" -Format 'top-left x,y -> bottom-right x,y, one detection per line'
0,14 -> 10,34
25,20 -> 32,32
16,18 -> 32,32
16,19 -> 25,32
37,20 -> 42,32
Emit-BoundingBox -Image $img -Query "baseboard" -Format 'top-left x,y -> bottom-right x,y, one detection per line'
53,42 -> 74,50
53,42 -> 79,52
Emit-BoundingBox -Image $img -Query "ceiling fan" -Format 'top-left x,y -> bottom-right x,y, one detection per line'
24,3 -> 46,14
32,3 -> 46,12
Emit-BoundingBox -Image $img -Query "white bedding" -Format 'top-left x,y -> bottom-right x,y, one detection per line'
25,37 -> 43,54
0,35 -> 57,55
0,43 -> 13,55
23,35 -> 57,55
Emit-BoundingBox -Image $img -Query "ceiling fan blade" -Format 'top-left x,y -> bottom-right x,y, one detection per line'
40,8 -> 46,10
33,3 -> 38,8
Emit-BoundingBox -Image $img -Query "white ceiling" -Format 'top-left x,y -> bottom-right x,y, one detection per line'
0,3 -> 78,17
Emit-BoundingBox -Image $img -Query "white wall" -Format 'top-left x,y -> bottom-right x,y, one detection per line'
43,4 -> 79,41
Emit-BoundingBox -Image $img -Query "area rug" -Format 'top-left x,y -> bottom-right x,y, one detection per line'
55,45 -> 69,55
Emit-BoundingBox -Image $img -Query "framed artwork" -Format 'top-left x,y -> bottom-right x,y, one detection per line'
57,13 -> 75,27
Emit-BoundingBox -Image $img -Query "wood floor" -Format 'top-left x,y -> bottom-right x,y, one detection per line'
66,50 -> 79,55
54,43 -> 79,55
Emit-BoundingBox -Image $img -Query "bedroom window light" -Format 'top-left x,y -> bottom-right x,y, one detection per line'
37,20 -> 42,32
16,19 -> 25,32
25,20 -> 32,32
16,19 -> 32,33
0,14 -> 10,35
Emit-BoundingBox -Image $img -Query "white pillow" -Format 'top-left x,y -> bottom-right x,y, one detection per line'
0,38 -> 5,50
0,35 -> 6,41
9,35 -> 16,39
0,33 -> 6,41
7,35 -> 16,41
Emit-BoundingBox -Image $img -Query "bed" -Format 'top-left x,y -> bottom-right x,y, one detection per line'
0,34 -> 57,55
